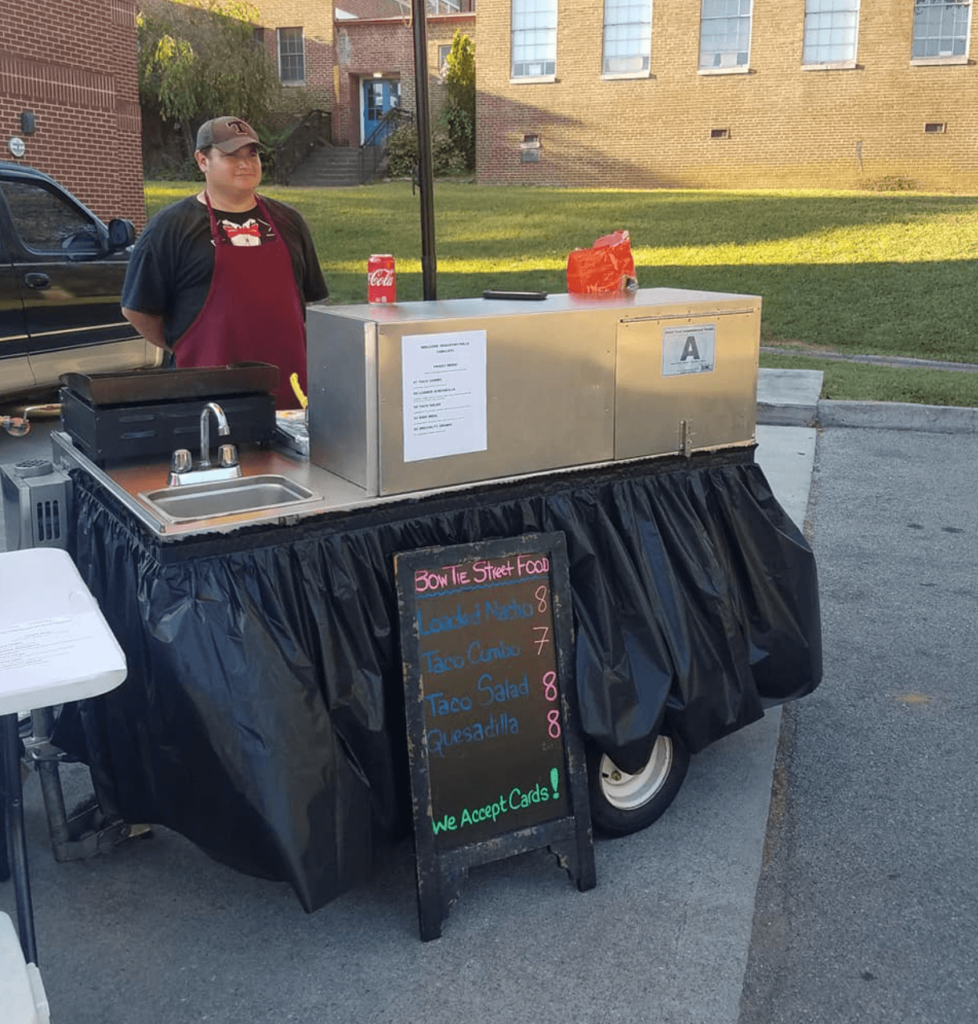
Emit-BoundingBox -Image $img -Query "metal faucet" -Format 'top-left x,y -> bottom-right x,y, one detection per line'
199,401 -> 229,469
166,402 -> 240,486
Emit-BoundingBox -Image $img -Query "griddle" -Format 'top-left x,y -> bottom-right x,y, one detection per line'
59,363 -> 279,464
60,362 -> 280,407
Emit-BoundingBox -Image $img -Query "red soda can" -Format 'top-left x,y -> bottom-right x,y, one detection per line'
367,254 -> 396,303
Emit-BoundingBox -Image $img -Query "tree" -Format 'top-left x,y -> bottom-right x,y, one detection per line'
440,31 -> 475,171
137,0 -> 280,164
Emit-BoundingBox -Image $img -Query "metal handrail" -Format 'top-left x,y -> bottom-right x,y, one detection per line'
393,0 -> 475,12
271,109 -> 330,185
358,107 -> 414,184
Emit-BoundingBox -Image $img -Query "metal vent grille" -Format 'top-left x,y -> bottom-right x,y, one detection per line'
34,498 -> 63,543
1,459 -> 72,550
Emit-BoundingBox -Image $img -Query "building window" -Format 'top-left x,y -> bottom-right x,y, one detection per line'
277,27 -> 305,84
602,0 -> 652,74
803,0 -> 859,64
912,0 -> 971,58
438,43 -> 452,74
699,0 -> 751,71
511,0 -> 557,78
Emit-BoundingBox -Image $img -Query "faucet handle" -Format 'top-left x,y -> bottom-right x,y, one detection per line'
217,443 -> 238,468
168,448 -> 193,486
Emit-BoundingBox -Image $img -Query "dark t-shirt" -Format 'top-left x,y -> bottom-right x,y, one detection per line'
121,194 -> 329,348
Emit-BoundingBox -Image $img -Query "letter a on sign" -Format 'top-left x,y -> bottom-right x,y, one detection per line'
662,324 -> 716,376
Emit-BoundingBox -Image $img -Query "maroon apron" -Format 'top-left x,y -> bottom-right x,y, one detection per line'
175,193 -> 307,410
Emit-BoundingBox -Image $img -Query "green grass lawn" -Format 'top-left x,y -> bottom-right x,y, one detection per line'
146,181 -> 978,406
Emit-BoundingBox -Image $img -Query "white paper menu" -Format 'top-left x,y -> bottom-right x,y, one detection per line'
401,330 -> 488,463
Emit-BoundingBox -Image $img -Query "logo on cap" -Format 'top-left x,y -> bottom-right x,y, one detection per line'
197,116 -> 260,153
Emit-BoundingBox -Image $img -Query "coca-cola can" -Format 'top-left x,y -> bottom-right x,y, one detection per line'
367,253 -> 396,304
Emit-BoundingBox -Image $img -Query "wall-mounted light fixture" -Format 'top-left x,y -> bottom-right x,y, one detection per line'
20,111 -> 36,135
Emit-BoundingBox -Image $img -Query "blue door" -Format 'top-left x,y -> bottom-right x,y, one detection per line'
362,79 -> 400,145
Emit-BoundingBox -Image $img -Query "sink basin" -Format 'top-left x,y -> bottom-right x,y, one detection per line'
139,474 -> 318,523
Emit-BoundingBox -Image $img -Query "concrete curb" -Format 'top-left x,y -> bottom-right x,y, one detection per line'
816,399 -> 978,433
757,398 -> 978,434
756,403 -> 818,429
756,368 -> 978,434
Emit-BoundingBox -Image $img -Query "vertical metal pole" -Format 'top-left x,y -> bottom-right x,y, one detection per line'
3,713 -> 38,965
412,0 -> 437,300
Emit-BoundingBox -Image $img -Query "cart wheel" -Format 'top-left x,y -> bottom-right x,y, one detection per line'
587,730 -> 690,836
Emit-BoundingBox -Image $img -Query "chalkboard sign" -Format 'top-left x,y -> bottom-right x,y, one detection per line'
395,532 -> 595,940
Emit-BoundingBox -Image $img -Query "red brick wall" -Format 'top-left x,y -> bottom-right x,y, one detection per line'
335,14 -> 475,148
0,0 -> 145,227
252,0 -> 335,111
336,21 -> 415,147
477,0 -> 978,192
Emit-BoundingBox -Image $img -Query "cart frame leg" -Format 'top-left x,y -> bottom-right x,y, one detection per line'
2,712 -> 38,965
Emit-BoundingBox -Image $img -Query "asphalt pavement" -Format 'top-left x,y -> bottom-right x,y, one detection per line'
740,422 -> 978,1024
1,369 -> 974,1024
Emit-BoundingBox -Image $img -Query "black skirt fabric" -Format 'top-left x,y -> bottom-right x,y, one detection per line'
56,449 -> 821,911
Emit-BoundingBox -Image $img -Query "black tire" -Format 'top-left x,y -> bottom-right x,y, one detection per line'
587,730 -> 690,837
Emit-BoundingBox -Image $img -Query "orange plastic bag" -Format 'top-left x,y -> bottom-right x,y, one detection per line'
566,230 -> 638,297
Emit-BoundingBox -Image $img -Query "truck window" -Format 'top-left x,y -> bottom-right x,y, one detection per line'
0,180 -> 100,254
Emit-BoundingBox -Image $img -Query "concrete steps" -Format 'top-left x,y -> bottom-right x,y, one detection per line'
288,145 -> 361,187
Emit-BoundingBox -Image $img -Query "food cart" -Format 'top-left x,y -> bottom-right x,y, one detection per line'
38,289 -> 820,912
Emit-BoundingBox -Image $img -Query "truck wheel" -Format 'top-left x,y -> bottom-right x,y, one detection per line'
587,730 -> 690,836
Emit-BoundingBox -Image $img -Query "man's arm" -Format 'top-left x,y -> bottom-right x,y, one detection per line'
122,307 -> 170,352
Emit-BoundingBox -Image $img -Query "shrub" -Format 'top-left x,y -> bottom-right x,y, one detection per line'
386,125 -> 468,179
861,175 -> 917,192
440,32 -> 475,172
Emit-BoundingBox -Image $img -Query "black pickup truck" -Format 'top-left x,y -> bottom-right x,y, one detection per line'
0,161 -> 160,405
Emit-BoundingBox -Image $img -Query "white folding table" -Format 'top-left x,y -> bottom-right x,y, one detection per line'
0,547 -> 127,1020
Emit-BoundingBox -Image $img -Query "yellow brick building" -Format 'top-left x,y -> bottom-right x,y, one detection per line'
476,0 -> 978,191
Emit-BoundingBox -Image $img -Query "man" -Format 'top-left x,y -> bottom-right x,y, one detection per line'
122,116 -> 328,409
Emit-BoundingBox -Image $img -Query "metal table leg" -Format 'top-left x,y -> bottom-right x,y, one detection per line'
2,712 -> 37,965
0,727 -> 9,884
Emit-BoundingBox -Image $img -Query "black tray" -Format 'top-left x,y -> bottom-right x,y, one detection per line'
60,363 -> 280,407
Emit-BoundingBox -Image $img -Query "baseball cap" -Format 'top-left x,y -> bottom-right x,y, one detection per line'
195,116 -> 262,154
